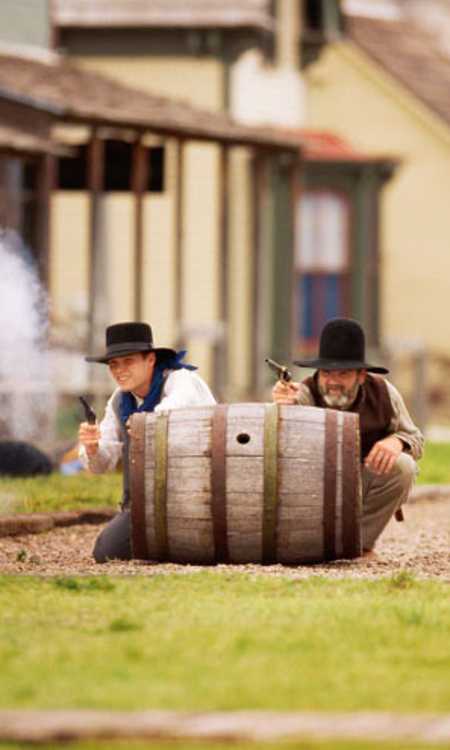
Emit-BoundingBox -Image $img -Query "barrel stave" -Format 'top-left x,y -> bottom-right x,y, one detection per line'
164,406 -> 214,459
223,405 -> 265,562
275,408 -> 326,563
165,519 -> 214,563
225,403 -> 266,457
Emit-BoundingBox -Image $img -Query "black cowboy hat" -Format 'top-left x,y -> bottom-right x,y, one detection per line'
85,322 -> 177,364
293,318 -> 389,374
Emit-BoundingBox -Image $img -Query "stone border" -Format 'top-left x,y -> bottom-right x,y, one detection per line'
410,484 -> 450,502
0,484 -> 448,539
0,508 -> 116,537
0,710 -> 449,744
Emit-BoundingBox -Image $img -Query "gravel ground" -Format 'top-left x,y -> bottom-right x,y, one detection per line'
0,497 -> 448,580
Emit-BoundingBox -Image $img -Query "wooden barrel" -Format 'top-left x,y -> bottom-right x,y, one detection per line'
129,403 -> 362,564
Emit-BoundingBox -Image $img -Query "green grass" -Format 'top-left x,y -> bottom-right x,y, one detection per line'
0,573 -> 448,713
0,473 -> 121,514
0,442 -> 448,517
419,441 -> 450,484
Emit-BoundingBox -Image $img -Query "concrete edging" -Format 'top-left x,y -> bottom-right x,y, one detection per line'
0,508 -> 116,538
0,484 -> 448,539
0,710 -> 449,744
409,484 -> 450,502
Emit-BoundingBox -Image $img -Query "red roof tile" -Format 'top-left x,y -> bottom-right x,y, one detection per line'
301,129 -> 375,161
282,129 -> 396,165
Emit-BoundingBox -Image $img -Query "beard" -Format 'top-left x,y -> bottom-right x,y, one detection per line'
318,380 -> 360,410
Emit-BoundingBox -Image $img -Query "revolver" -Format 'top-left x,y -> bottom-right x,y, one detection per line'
79,396 -> 97,425
265,357 -> 292,383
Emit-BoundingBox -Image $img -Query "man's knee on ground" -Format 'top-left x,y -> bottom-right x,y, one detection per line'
393,452 -> 417,490
93,531 -> 109,564
92,511 -> 132,563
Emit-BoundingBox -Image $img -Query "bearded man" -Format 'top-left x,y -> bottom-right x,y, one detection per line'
79,321 -> 216,562
272,318 -> 424,557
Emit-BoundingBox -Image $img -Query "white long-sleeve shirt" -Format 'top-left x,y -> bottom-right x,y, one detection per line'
79,368 -> 216,473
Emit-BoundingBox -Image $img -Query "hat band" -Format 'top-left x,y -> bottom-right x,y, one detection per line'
319,358 -> 364,365
106,341 -> 153,355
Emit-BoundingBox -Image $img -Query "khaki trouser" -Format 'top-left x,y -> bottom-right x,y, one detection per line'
361,452 -> 417,552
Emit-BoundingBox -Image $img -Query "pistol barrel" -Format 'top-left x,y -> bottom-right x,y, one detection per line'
79,396 -> 97,425
265,357 -> 292,382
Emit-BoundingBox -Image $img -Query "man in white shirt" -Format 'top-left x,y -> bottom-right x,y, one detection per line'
79,321 -> 216,562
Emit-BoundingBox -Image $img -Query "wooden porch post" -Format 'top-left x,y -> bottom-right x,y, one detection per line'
35,154 -> 54,288
174,138 -> 186,349
288,153 -> 301,361
87,131 -> 105,356
250,149 -> 270,397
213,144 -> 230,399
131,134 -> 149,321
0,157 -> 21,234
292,155 -> 302,355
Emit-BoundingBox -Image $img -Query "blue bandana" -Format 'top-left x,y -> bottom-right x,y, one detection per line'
119,350 -> 197,425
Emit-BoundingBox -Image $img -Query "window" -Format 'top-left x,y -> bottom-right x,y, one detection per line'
148,146 -> 165,193
58,144 -> 88,190
104,140 -> 132,191
57,142 -> 165,192
296,191 -> 350,344
303,0 -> 342,34
301,0 -> 343,67
304,0 -> 324,31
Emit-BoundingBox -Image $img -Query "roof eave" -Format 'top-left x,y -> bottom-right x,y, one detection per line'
59,111 -> 302,151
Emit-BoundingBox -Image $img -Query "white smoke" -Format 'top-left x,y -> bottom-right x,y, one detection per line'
0,229 -> 54,442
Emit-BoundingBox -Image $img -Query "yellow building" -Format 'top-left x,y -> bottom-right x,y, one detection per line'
49,1 -> 306,398
2,0 -> 400,407
305,5 -> 450,420
0,48 -> 302,404
50,0 -> 351,398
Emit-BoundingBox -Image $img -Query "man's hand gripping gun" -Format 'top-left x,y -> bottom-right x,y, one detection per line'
265,358 -> 292,383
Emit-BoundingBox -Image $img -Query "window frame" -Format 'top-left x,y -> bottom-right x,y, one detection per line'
295,187 -> 352,350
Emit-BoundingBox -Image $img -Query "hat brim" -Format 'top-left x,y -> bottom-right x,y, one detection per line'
292,358 -> 389,375
85,346 -> 177,364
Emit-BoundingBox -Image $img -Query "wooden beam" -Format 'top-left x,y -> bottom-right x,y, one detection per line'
288,156 -> 301,361
48,0 -> 60,50
87,132 -> 105,354
131,135 -> 149,321
0,157 -> 19,232
174,138 -> 185,348
213,144 -> 230,399
35,154 -> 55,288
250,151 -> 269,396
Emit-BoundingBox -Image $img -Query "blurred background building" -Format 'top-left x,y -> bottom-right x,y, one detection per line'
1,0 -> 450,441
307,0 -> 450,430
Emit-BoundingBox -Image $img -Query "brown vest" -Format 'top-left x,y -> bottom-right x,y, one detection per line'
303,373 -> 394,460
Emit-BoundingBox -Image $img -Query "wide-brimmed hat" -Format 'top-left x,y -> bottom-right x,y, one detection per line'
293,318 -> 388,374
85,322 -> 177,364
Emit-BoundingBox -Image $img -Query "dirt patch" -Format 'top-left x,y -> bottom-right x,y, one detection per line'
0,497 -> 448,580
